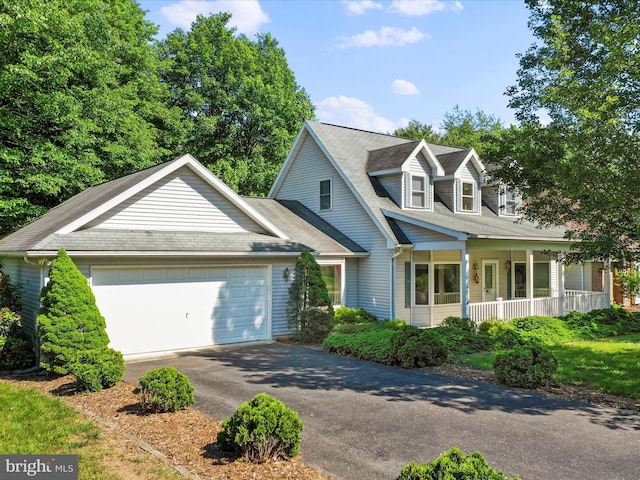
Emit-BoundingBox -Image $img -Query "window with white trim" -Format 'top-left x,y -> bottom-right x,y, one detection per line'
415,264 -> 429,305
319,179 -> 331,210
461,182 -> 475,211
501,189 -> 521,216
410,175 -> 426,208
434,263 -> 461,304
320,264 -> 342,306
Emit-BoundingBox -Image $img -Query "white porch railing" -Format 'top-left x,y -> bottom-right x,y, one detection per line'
468,291 -> 609,323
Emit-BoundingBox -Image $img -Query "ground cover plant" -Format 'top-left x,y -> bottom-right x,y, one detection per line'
325,308 -> 640,398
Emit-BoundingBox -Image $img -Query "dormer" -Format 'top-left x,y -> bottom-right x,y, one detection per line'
367,140 -> 444,211
481,164 -> 523,217
433,149 -> 485,215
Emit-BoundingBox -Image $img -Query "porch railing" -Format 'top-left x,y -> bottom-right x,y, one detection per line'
468,291 -> 609,323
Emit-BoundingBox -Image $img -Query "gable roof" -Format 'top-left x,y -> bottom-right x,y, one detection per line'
271,121 -> 567,246
0,154 -> 366,257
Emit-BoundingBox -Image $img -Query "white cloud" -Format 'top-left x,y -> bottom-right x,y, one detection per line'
315,96 -> 399,133
388,0 -> 463,16
337,26 -> 427,48
392,79 -> 419,95
342,0 -> 384,15
161,0 -> 269,35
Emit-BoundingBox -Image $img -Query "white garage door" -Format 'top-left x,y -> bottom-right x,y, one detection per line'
92,266 -> 269,356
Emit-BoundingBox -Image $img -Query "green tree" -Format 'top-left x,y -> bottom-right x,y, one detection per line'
158,13 -> 315,196
286,250 -> 334,342
37,249 -> 110,374
0,0 -> 175,235
394,120 -> 441,143
490,0 -> 640,263
394,107 -> 504,160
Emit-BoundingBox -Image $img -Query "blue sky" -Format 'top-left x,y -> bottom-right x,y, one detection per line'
138,0 -> 535,133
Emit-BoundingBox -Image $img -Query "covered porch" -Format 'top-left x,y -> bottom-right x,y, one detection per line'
394,241 -> 612,327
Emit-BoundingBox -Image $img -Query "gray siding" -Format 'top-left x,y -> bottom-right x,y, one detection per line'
482,185 -> 500,214
378,173 -> 402,207
1,257 -> 43,335
87,166 -> 266,233
276,135 -> 392,319
434,179 -> 455,211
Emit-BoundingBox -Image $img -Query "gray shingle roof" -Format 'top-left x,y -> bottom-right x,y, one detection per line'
0,154 -> 367,257
366,141 -> 421,173
436,149 -> 472,176
303,122 -> 567,243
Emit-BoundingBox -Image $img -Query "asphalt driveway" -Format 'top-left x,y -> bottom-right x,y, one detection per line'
124,342 -> 640,480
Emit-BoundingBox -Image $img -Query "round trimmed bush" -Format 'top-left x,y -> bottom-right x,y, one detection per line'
440,316 -> 477,333
333,307 -> 377,325
397,447 -> 521,479
137,367 -> 194,412
493,345 -> 558,389
396,329 -> 448,368
217,393 -> 303,463
70,347 -> 125,393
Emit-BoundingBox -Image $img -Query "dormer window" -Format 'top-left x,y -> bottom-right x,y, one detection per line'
410,175 -> 426,208
461,182 -> 475,211
319,179 -> 332,210
500,189 -> 521,216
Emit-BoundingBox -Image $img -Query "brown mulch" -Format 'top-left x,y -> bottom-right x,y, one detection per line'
429,363 -> 640,412
3,362 -> 638,480
2,373 -> 331,480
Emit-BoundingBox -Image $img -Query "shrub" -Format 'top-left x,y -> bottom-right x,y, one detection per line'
37,249 -> 109,374
217,393 -> 303,463
493,345 -> 558,389
332,319 -> 403,335
397,447 -> 521,480
440,316 -> 477,333
323,329 -> 396,365
0,262 -> 22,312
69,347 -> 125,393
333,307 -> 377,325
396,329 -> 448,368
389,325 -> 421,360
137,367 -> 195,413
428,326 -> 491,357
510,316 -> 576,345
0,308 -> 35,371
478,320 -> 527,351
286,250 -> 334,343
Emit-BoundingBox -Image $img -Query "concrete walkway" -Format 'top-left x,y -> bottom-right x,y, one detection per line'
124,343 -> 640,480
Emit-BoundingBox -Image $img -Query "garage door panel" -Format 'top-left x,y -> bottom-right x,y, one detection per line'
92,266 -> 269,355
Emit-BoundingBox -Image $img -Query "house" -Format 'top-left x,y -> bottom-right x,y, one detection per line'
0,122 -> 610,358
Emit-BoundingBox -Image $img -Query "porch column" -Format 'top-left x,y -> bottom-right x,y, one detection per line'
605,258 -> 612,307
527,249 -> 534,315
461,248 -> 469,318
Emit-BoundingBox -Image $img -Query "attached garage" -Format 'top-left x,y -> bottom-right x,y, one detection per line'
92,265 -> 270,357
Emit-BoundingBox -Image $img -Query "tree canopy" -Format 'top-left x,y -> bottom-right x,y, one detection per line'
0,3 -> 313,236
394,106 -> 504,161
0,0 -> 174,234
490,0 -> 640,263
158,13 -> 314,195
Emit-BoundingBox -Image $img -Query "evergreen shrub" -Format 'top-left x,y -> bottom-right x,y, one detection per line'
217,393 -> 303,463
440,316 -> 477,333
493,345 -> 558,388
37,249 -> 109,374
69,347 -> 125,393
333,307 -> 377,325
396,447 -> 521,480
323,329 -> 396,365
0,308 -> 35,371
429,325 -> 491,356
396,329 -> 448,368
137,367 -> 195,412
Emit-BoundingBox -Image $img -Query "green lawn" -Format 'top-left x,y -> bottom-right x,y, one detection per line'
460,334 -> 640,398
0,382 -> 180,480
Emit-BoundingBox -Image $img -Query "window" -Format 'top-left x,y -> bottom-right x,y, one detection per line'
319,179 -> 331,210
434,264 -> 460,304
320,264 -> 342,305
461,182 -> 474,211
410,175 -> 426,208
501,189 -> 520,216
514,263 -> 527,298
534,263 -> 550,297
415,264 -> 429,305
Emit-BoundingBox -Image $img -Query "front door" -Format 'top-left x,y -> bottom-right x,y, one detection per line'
482,260 -> 499,302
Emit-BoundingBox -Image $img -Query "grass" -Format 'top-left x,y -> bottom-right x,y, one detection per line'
459,334 -> 640,398
0,382 -> 180,480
